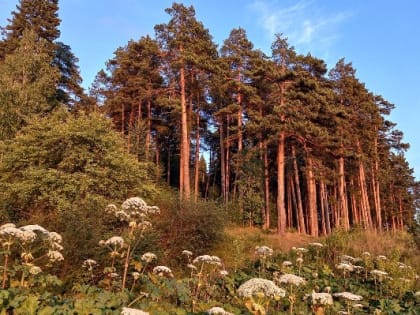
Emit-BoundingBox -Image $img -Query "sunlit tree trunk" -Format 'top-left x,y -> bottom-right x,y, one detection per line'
306,152 -> 318,236
338,155 -> 350,230
277,130 -> 286,234
180,64 -> 190,199
292,145 -> 306,234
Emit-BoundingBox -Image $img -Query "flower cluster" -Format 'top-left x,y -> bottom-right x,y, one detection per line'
333,292 -> 363,301
310,291 -> 333,305
153,265 -> 173,277
275,273 -> 306,286
193,255 -> 222,267
255,245 -> 273,259
237,278 -> 286,299
106,197 -> 160,226
206,306 -> 234,315
121,307 -> 149,315
141,252 -> 157,263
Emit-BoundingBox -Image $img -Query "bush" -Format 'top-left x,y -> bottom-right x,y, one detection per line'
0,109 -> 159,274
156,194 -> 227,265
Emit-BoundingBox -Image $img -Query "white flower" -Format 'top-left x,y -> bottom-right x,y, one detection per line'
105,236 -> 125,247
20,224 -> 48,234
353,303 -> 364,309
220,270 -> 229,276
29,265 -> 42,275
115,210 -> 130,222
105,204 -> 118,214
147,206 -> 160,215
132,272 -> 141,280
282,261 -> 293,267
153,265 -> 173,277
336,263 -> 354,272
108,272 -> 119,278
207,306 -> 234,315
311,291 -> 333,305
362,251 -> 371,257
309,242 -> 324,248
277,273 -> 306,286
255,245 -> 273,258
48,232 -> 62,243
296,257 -> 304,264
237,278 -> 286,299
0,226 -> 22,238
187,263 -> 197,270
333,292 -> 363,301
182,250 -> 193,257
371,270 -> 388,277
18,230 -> 37,243
193,255 -> 222,266
49,242 -> 64,251
377,255 -> 387,260
121,307 -> 149,315
340,255 -> 356,263
82,259 -> 97,270
122,197 -> 148,211
293,247 -> 308,253
47,250 -> 64,263
141,252 -> 157,263
0,223 -> 16,230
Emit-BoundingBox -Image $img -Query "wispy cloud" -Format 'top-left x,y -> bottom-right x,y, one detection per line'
249,0 -> 352,59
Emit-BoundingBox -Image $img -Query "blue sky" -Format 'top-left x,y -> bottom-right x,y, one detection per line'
1,0 -> 419,179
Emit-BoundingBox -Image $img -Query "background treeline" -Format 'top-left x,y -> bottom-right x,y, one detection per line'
0,0 -> 419,244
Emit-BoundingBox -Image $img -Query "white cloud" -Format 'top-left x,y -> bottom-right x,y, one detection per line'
249,0 -> 352,59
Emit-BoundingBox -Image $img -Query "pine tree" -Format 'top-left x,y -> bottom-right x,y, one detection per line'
155,3 -> 217,200
0,30 -> 60,140
0,0 -> 85,108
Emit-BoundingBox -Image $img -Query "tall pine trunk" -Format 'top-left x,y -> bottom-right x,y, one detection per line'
306,152 -> 318,236
219,117 -> 227,203
338,155 -> 350,230
263,141 -> 270,229
194,112 -> 200,201
180,64 -> 190,199
277,131 -> 286,234
292,145 -> 306,234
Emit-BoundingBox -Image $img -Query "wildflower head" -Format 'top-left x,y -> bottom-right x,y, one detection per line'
29,265 -> 42,275
206,306 -> 234,315
141,252 -> 157,263
20,224 -> 48,235
193,255 -> 222,267
47,250 -> 64,263
255,245 -> 274,259
336,262 -> 354,272
333,292 -> 363,301
311,291 -> 333,306
237,278 -> 286,300
220,269 -> 229,277
153,265 -> 173,277
105,236 -> 125,247
82,259 -> 97,271
132,271 -> 141,280
309,242 -> 324,248
275,273 -> 306,286
296,257 -> 304,265
121,307 -> 150,315
282,261 -> 293,267
182,249 -> 193,257
18,230 -> 37,244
